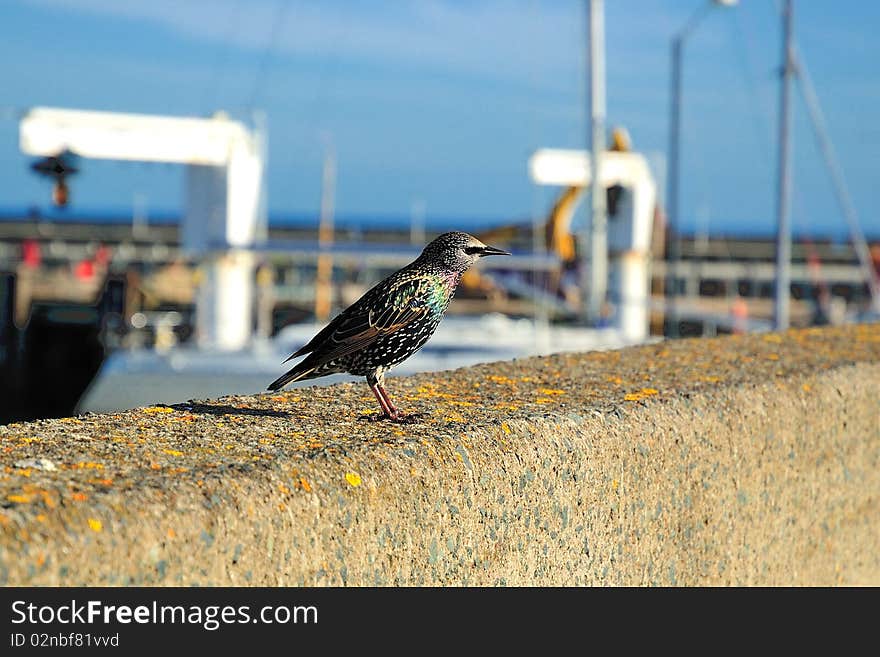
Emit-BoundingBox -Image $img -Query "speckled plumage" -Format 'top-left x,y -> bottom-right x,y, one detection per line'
268,231 -> 509,419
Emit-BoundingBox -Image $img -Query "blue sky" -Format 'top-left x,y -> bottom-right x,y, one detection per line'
1,0 -> 878,238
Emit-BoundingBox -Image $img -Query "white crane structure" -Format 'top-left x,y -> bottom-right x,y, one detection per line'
19,106 -> 267,350
529,148 -> 657,343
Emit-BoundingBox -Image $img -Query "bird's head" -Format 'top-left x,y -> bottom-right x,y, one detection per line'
418,231 -> 510,273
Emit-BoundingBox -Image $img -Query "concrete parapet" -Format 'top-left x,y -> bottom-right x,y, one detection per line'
1,324 -> 878,585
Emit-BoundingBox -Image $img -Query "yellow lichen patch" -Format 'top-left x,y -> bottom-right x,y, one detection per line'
298,477 -> 312,493
612,479 -> 619,491
163,449 -> 184,457
539,388 -> 566,396
69,461 -> 104,470
624,388 -> 660,402
763,334 -> 783,343
501,422 -> 512,435
534,398 -> 554,404
35,514 -> 47,523
699,376 -> 721,382
167,528 -> 176,540
487,375 -> 516,385
7,494 -> 31,504
18,468 -> 32,478
71,492 -> 88,502
345,472 -> 362,487
802,384 -> 812,392
606,376 -> 623,384
767,353 -> 780,360
90,478 -> 114,486
87,518 -> 103,532
142,406 -> 174,414
411,386 -> 456,400
58,417 -> 81,423
278,484 -> 290,495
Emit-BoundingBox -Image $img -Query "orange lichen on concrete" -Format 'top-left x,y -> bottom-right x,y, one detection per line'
142,406 -> 174,414
624,388 -> 660,402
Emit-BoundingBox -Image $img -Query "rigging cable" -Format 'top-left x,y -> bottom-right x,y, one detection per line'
791,45 -> 880,311
246,0 -> 294,113
201,0 -> 245,114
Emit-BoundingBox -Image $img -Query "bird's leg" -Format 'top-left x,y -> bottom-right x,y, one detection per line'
367,373 -> 399,420
376,384 -> 400,420
366,372 -> 401,421
369,382 -> 395,419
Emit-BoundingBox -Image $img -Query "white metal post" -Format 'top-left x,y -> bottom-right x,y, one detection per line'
586,0 -> 608,325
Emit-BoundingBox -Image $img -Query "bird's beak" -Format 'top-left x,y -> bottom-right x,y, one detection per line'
479,245 -> 511,257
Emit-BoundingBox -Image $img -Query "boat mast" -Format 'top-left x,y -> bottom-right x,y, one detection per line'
585,0 -> 608,325
774,0 -> 794,330
315,140 -> 336,322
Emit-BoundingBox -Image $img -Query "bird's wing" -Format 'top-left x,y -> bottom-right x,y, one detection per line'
296,278 -> 432,368
284,311 -> 346,362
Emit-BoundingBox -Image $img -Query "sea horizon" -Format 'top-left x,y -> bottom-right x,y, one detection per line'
0,204 -> 876,243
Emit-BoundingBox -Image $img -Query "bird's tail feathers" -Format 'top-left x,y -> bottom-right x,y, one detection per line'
266,365 -> 319,391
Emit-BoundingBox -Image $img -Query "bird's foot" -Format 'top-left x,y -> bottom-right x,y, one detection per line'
388,412 -> 428,424
358,411 -> 427,424
359,412 -> 390,423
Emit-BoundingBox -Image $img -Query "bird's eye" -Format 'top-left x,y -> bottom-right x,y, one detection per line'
464,246 -> 483,255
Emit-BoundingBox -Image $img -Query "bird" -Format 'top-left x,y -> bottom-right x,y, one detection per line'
267,231 -> 510,420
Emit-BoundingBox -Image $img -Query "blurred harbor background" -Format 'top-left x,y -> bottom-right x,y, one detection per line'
1,0 -> 878,424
